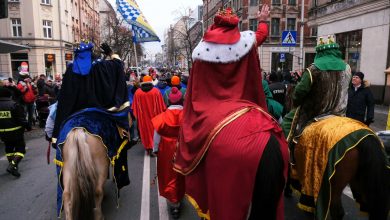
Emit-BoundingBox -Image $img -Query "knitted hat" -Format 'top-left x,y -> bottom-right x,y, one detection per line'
143,75 -> 152,83
353,72 -> 364,81
169,87 -> 182,104
314,35 -> 346,71
171,76 -> 180,86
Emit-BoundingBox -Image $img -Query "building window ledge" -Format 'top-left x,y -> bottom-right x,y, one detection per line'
40,3 -> 53,7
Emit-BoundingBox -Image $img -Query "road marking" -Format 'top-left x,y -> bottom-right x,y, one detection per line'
140,152 -> 150,220
156,158 -> 169,220
343,186 -> 354,199
0,155 -> 6,161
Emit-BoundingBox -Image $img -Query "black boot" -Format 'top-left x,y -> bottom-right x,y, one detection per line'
6,161 -> 20,177
169,202 -> 181,219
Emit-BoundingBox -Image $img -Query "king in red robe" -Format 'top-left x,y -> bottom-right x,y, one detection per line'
132,75 -> 166,154
174,6 -> 289,220
152,87 -> 185,218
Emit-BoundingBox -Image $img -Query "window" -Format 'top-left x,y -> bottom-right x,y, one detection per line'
9,0 -> 20,2
271,18 -> 280,36
10,53 -> 28,79
311,27 -> 318,37
43,20 -> 52,38
11,18 -> 22,37
288,0 -> 296,5
272,0 -> 281,6
287,18 -> 296,30
249,19 -> 258,31
41,0 -> 51,5
250,0 -> 258,6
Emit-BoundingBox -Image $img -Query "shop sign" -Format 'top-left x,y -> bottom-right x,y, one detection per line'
65,53 -> 73,61
45,54 -> 55,62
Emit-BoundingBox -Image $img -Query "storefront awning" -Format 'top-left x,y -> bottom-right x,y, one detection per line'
0,40 -> 31,54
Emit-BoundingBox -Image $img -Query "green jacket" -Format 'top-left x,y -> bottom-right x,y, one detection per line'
262,80 -> 283,120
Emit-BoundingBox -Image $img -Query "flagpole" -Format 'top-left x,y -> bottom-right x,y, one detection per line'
133,42 -> 138,68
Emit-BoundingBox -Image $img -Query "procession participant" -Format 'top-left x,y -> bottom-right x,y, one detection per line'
281,35 -> 351,142
163,76 -> 186,106
174,5 -> 289,220
152,87 -> 185,219
132,75 -> 166,156
52,41 -> 133,217
0,87 -> 27,177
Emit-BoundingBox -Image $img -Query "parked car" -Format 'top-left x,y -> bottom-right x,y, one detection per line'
376,130 -> 390,160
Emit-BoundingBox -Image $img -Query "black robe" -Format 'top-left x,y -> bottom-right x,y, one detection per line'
53,58 -> 128,138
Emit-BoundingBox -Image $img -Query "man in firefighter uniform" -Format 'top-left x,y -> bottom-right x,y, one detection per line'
0,87 -> 27,177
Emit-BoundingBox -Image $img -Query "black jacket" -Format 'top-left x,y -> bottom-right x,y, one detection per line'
0,97 -> 27,131
269,82 -> 286,107
346,84 -> 375,125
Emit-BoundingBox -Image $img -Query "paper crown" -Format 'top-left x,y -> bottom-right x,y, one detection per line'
314,34 -> 346,71
214,7 -> 239,27
72,40 -> 94,75
316,35 -> 339,52
74,40 -> 94,53
203,7 -> 240,44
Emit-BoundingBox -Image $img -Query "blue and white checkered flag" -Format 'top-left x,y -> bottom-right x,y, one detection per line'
116,0 -> 160,43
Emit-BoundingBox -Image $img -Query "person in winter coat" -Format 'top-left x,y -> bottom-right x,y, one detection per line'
132,75 -> 166,156
17,77 -> 36,131
346,72 -> 375,126
0,87 -> 28,177
151,87 -> 185,219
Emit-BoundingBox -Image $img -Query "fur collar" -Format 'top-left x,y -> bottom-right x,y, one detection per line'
192,31 -> 256,63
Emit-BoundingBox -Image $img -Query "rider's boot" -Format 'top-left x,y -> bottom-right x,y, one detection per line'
168,201 -> 181,219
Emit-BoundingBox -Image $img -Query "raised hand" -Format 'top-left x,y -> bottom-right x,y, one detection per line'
257,4 -> 270,22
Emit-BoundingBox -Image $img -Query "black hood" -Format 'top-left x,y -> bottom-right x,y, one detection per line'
141,83 -> 154,92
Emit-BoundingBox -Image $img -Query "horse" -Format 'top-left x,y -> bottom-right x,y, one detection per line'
283,84 -> 390,220
62,128 -> 109,220
284,114 -> 390,220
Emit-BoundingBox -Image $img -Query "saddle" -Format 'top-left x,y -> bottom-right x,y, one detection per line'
290,116 -> 374,212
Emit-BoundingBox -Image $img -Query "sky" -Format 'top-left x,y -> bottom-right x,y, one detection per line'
108,0 -> 202,57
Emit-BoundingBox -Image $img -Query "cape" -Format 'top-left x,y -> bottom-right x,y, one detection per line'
152,107 -> 185,203
175,28 -> 268,175
132,87 -> 166,149
53,58 -> 129,139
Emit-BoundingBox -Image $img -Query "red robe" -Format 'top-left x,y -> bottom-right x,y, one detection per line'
174,22 -> 289,220
152,107 -> 185,203
132,87 -> 166,149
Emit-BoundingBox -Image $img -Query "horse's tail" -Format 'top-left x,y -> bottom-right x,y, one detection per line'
67,128 -> 97,220
357,135 -> 390,220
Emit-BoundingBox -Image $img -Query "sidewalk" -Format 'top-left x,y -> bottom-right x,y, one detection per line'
371,104 -> 389,132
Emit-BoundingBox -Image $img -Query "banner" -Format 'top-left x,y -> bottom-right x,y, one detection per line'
116,0 -> 160,43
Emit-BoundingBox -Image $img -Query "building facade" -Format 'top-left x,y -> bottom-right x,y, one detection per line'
0,0 -> 99,79
203,0 -> 316,74
308,0 -> 390,103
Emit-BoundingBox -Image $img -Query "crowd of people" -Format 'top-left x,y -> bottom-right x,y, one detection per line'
0,3 -> 382,219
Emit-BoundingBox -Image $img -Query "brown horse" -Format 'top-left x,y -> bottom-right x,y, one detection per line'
289,117 -> 390,220
62,128 -> 109,220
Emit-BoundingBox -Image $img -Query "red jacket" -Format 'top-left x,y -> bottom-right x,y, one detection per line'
17,82 -> 36,104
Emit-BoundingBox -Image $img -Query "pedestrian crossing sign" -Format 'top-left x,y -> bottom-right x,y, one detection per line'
282,31 -> 297,46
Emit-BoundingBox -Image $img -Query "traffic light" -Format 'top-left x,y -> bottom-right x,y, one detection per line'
0,0 -> 8,19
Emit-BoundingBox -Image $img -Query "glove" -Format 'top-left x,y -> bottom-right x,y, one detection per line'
100,43 -> 113,56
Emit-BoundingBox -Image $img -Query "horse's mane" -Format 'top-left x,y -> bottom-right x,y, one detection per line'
66,129 -> 97,219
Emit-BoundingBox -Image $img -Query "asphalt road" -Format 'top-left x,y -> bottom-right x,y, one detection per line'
0,135 -> 380,220
0,105 -> 388,219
